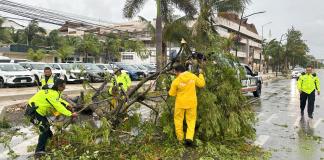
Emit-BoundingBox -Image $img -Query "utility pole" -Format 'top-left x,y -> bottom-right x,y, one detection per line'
235,10 -> 266,58
260,21 -> 272,72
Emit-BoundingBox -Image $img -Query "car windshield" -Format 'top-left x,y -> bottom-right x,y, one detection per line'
60,64 -> 72,70
136,65 -> 147,70
104,64 -> 113,70
83,64 -> 101,70
0,64 -> 27,71
96,65 -> 106,70
143,65 -> 154,70
118,64 -> 136,71
31,64 -> 47,70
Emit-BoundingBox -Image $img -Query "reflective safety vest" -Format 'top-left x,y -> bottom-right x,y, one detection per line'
41,75 -> 55,89
297,73 -> 321,94
28,89 -> 72,117
109,72 -> 132,94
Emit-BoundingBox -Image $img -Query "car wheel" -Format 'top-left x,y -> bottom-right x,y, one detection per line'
0,78 -> 5,88
253,83 -> 262,97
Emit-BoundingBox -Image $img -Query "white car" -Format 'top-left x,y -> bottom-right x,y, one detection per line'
49,63 -> 85,83
0,63 -> 35,88
19,62 -> 65,84
96,64 -> 114,74
291,68 -> 305,79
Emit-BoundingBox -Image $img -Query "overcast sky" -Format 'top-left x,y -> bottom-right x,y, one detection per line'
1,0 -> 323,59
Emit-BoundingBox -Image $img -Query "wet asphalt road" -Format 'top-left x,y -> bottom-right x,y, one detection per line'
250,70 -> 324,160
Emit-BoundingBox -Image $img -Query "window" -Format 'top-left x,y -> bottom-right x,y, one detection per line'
244,66 -> 253,75
122,55 -> 134,60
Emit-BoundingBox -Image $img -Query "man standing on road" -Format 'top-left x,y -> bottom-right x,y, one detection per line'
168,65 -> 205,146
25,79 -> 77,157
297,65 -> 320,119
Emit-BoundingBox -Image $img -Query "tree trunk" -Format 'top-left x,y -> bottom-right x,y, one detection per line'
162,41 -> 167,66
156,0 -> 163,72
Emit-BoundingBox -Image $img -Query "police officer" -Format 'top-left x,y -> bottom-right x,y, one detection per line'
109,68 -> 132,108
25,79 -> 77,156
297,65 -> 320,119
41,67 -> 57,89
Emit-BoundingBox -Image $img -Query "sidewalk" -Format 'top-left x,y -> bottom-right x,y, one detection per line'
260,72 -> 285,82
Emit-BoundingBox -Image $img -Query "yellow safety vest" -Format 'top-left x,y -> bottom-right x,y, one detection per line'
297,73 -> 320,94
28,89 -> 71,117
41,75 -> 55,89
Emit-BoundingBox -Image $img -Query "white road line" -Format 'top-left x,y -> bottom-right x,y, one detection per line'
253,135 -> 270,146
265,114 -> 277,124
294,116 -> 301,127
312,118 -> 323,129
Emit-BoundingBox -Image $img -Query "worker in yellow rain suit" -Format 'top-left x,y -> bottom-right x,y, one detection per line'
25,79 -> 77,157
109,68 -> 132,108
297,65 -> 320,119
168,64 -> 205,146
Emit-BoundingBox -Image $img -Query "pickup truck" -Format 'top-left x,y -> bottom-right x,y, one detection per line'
239,64 -> 263,97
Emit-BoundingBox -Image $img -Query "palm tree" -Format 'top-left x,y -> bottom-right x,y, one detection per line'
57,44 -> 75,63
192,0 -> 249,50
24,20 -> 46,46
78,34 -> 100,63
139,15 -> 191,66
123,0 -> 197,71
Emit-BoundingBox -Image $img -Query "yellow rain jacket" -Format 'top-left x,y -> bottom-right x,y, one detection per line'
168,71 -> 205,141
169,71 -> 205,109
297,73 -> 320,94
28,89 -> 72,117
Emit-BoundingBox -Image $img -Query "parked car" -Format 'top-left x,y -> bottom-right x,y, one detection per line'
19,62 -> 65,84
239,64 -> 263,97
96,64 -> 114,74
0,63 -> 35,88
115,63 -> 145,81
142,64 -> 156,75
79,63 -> 105,82
291,68 -> 305,79
130,64 -> 150,77
0,56 -> 11,63
49,63 -> 85,83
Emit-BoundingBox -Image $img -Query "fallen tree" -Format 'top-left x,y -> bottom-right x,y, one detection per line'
41,40 -> 270,159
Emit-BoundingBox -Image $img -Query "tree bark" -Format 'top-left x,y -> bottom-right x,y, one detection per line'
156,0 -> 163,72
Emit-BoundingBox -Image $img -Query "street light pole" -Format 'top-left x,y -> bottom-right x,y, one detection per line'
235,10 -> 266,60
276,33 -> 287,77
260,21 -> 272,72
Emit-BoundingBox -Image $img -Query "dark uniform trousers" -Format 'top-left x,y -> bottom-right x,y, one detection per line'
300,90 -> 315,118
35,113 -> 53,152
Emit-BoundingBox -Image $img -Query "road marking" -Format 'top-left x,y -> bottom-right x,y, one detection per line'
294,116 -> 301,127
253,135 -> 270,146
312,118 -> 323,128
265,114 -> 277,124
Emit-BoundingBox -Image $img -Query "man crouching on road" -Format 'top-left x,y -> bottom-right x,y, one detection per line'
25,79 -> 77,157
297,65 -> 320,119
168,64 -> 205,146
